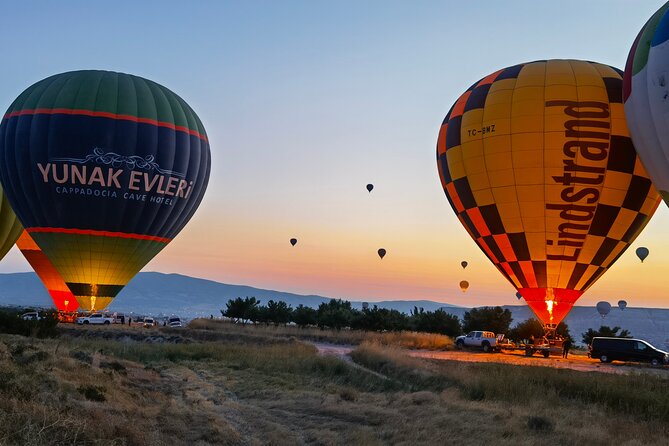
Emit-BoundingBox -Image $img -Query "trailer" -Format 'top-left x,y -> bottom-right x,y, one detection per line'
496,334 -> 564,358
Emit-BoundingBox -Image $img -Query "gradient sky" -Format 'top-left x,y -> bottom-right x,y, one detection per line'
1,1 -> 668,309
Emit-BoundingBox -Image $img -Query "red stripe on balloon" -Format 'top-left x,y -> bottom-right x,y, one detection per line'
4,108 -> 208,143
27,227 -> 171,243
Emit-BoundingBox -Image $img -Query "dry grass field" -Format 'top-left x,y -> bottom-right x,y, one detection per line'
0,320 -> 667,445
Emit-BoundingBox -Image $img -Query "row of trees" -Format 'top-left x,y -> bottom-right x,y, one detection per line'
222,297 -> 633,343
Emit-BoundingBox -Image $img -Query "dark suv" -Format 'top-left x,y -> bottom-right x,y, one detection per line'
589,337 -> 668,366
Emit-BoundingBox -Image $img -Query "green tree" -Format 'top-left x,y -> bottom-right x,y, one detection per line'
410,307 -> 462,336
317,299 -> 357,330
508,318 -> 572,342
582,325 -> 631,345
222,297 -> 261,323
265,300 -> 293,325
353,306 -> 410,331
292,305 -> 318,327
462,306 -> 512,335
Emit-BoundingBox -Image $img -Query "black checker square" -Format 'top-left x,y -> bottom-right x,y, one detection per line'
622,212 -> 648,243
438,154 -> 452,184
531,260 -> 547,288
591,237 -> 618,267
566,263 -> 589,289
445,115 -> 462,150
508,232 -> 531,261
453,177 -> 477,210
482,235 -> 504,263
622,175 -> 651,211
464,84 -> 491,112
459,211 -> 480,239
589,204 -> 621,237
603,77 -> 623,104
495,64 -> 524,81
479,204 -> 506,235
606,135 -> 636,174
507,261 -> 529,288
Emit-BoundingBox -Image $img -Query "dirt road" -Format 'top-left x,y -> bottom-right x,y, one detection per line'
313,343 -> 669,378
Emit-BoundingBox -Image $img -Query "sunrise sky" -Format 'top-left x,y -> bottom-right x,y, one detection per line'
1,1 -> 668,309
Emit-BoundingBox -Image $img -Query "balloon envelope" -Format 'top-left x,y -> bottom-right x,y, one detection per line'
16,230 -> 78,312
459,280 -> 469,292
624,2 -> 669,207
437,60 -> 660,326
0,70 -> 211,311
366,184 -> 374,193
0,187 -> 22,265
636,247 -> 649,262
377,248 -> 386,259
596,301 -> 612,318
515,292 -> 522,300
290,238 -> 297,246
618,299 -> 627,310
461,261 -> 468,269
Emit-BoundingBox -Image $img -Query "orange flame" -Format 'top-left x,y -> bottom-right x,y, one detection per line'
545,288 -> 555,324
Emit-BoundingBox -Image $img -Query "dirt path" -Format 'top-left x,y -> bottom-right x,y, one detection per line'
312,342 -> 669,378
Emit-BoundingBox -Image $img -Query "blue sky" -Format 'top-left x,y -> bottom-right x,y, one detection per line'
1,1 -> 668,308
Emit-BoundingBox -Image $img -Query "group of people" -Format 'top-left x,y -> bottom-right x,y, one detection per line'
527,334 -> 572,358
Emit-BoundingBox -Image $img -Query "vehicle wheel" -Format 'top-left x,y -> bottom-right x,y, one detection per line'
83,321 -> 89,325
482,342 -> 491,353
542,350 -> 550,358
600,355 -> 610,363
651,358 -> 661,366
104,321 -> 110,325
456,340 -> 464,349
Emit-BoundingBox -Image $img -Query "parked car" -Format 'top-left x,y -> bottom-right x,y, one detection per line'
455,331 -> 500,353
589,337 -> 669,366
167,317 -> 182,328
21,311 -> 42,321
76,313 -> 114,325
143,317 -> 156,328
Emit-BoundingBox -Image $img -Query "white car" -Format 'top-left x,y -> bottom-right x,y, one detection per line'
21,311 -> 42,321
455,331 -> 500,353
143,317 -> 156,328
168,317 -> 182,328
76,313 -> 114,325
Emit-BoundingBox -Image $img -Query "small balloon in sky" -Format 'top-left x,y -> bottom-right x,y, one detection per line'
377,248 -> 386,259
515,292 -> 522,300
290,238 -> 297,246
596,301 -> 612,318
459,280 -> 469,292
636,247 -> 649,262
366,184 -> 374,193
461,260 -> 468,269
618,300 -> 627,311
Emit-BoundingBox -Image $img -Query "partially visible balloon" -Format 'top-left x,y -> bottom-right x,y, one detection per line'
0,70 -> 211,312
618,299 -> 627,311
0,188 -> 22,264
461,261 -> 468,269
290,238 -> 297,246
377,248 -> 386,259
623,2 -> 669,206
596,301 -> 612,318
16,231 -> 78,312
459,280 -> 469,292
366,184 -> 374,193
636,247 -> 649,263
437,59 -> 661,327
515,292 -> 522,300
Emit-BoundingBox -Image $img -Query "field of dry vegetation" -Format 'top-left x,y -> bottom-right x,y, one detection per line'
0,319 -> 667,445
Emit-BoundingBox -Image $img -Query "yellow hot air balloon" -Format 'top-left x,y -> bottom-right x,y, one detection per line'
437,60 -> 660,327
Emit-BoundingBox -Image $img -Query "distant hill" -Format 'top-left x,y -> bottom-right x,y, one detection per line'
1,271 -> 667,349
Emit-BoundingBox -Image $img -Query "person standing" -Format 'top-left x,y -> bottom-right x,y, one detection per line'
562,338 -> 572,358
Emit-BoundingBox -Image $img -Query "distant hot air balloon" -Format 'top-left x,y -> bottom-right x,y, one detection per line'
459,280 -> 469,292
596,301 -> 612,318
461,261 -> 468,269
0,70 -> 211,312
377,248 -> 386,259
366,184 -> 374,193
624,3 -> 669,207
437,60 -> 661,328
636,247 -> 649,263
618,299 -> 627,311
16,231 -> 78,312
290,238 -> 297,246
515,292 -> 522,300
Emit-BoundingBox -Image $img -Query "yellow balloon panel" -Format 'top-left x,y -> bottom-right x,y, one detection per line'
437,60 -> 661,325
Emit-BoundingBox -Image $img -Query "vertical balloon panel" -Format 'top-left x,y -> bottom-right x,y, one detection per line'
437,60 -> 660,326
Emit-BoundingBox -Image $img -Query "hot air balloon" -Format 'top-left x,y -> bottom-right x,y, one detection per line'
624,3 -> 669,207
636,247 -> 649,262
596,301 -> 612,318
0,70 -> 211,312
16,230 -> 78,312
437,60 -> 660,329
459,280 -> 469,292
366,184 -> 374,193
618,299 -> 627,311
515,291 -> 522,300
290,238 -> 297,246
377,248 -> 386,259
461,261 -> 468,269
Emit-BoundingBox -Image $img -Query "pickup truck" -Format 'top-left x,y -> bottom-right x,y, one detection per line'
76,313 -> 114,325
455,331 -> 500,353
